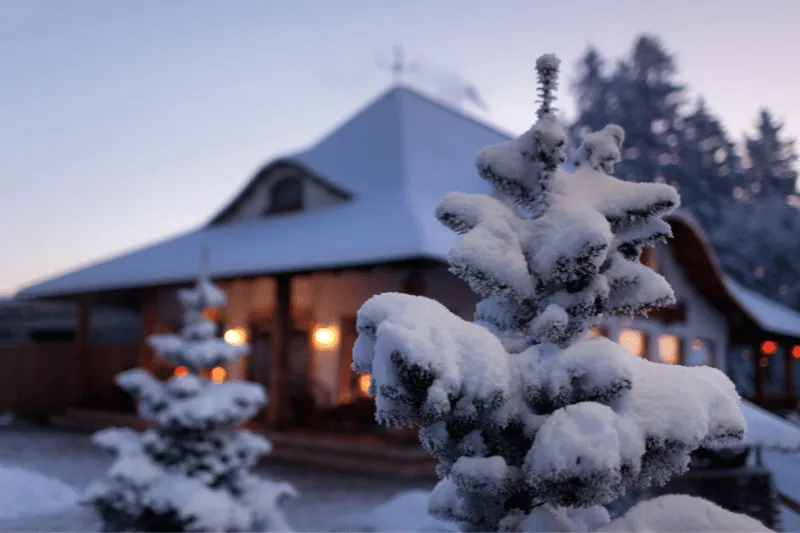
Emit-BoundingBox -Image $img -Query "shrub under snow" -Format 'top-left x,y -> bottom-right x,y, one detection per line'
352,54 -> 768,532
82,270 -> 296,532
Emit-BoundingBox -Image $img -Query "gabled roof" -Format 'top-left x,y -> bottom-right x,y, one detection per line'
18,86 -> 512,299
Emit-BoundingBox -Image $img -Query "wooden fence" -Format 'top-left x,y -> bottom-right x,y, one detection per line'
0,342 -> 138,419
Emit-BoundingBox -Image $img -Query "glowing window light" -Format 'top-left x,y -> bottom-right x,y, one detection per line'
313,325 -> 339,349
588,327 -> 605,339
692,339 -> 704,350
619,329 -> 645,357
224,328 -> 247,346
210,366 -> 227,383
359,374 -> 373,397
174,366 -> 189,378
761,340 -> 778,355
658,335 -> 680,365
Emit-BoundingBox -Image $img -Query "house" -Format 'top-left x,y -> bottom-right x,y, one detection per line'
13,84 -> 800,443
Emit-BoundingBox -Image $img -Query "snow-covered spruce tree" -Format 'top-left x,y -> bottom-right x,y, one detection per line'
82,269 -> 296,532
353,55 -> 768,532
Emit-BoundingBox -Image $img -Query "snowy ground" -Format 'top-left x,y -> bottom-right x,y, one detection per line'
0,421 -> 798,532
0,423 -> 435,532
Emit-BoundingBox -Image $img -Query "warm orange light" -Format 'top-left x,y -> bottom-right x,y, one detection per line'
759,357 -> 768,368
224,328 -> 247,346
203,308 -> 221,321
174,366 -> 189,378
210,366 -> 227,383
588,327 -> 605,339
619,329 -> 645,357
313,325 -> 339,349
761,340 -> 778,355
359,374 -> 373,397
658,335 -> 680,365
692,339 -> 704,350
792,346 -> 800,359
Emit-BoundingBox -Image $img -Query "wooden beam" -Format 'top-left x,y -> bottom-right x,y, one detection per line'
72,298 -> 92,404
137,289 -> 159,372
268,274 -> 292,429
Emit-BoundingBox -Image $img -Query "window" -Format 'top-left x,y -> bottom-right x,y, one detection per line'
588,326 -> 607,339
658,334 -> 680,365
686,338 -> 713,366
266,177 -> 303,214
619,329 -> 647,358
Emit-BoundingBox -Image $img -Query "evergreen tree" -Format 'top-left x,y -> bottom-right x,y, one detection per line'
669,98 -> 743,232
82,262 -> 296,532
712,110 -> 800,306
353,54 -> 765,532
745,109 -> 798,199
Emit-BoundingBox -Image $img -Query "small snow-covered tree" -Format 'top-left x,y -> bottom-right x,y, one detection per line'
353,54 -> 768,532
83,264 -> 296,532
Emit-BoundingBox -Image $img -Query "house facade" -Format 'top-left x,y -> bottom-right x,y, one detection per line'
14,85 -> 800,434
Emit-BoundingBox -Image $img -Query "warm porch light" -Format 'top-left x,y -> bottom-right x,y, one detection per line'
619,329 -> 645,357
313,325 -> 339,349
174,366 -> 189,378
792,346 -> 800,359
658,335 -> 680,365
210,366 -> 227,383
359,374 -> 373,397
203,307 -> 221,321
761,340 -> 778,355
224,327 -> 247,346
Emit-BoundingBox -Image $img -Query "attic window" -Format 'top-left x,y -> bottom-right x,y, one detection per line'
266,177 -> 303,215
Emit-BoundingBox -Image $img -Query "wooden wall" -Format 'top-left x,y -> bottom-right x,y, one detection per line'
0,342 -> 138,419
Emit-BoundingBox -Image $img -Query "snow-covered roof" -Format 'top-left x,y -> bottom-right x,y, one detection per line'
741,400 -> 800,449
725,276 -> 800,339
18,86 -> 511,299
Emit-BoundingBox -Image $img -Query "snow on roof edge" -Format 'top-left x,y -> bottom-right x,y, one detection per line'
724,276 -> 800,339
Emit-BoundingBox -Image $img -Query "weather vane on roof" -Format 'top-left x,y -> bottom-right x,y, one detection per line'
377,45 -> 420,84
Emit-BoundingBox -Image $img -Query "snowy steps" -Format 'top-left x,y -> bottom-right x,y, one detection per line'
264,431 -> 437,480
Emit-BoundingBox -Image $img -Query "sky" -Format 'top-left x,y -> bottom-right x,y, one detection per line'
2,0 -> 800,296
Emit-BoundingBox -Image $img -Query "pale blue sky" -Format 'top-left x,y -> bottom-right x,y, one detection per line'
2,0 -> 799,296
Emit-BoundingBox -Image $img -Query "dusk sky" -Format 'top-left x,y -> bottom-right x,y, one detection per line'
2,0 -> 800,296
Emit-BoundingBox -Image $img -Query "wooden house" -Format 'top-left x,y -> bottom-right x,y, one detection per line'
11,85 -> 800,472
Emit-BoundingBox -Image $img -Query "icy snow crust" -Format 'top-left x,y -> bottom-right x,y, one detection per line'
353,54 -> 750,532
83,276 -> 295,532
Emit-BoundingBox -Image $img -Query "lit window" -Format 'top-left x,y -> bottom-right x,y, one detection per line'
210,366 -> 227,383
761,340 -> 778,355
174,366 -> 189,378
687,338 -> 712,366
224,328 -> 247,346
313,325 -> 339,349
359,374 -> 373,397
658,335 -> 680,365
619,329 -> 646,357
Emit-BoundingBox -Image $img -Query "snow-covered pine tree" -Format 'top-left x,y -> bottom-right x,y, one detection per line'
82,262 -> 296,532
353,54 -> 767,532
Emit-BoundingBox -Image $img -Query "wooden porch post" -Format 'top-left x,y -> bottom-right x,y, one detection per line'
754,342 -> 765,406
138,289 -> 159,372
784,342 -> 795,404
268,274 -> 292,429
72,298 -> 92,404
